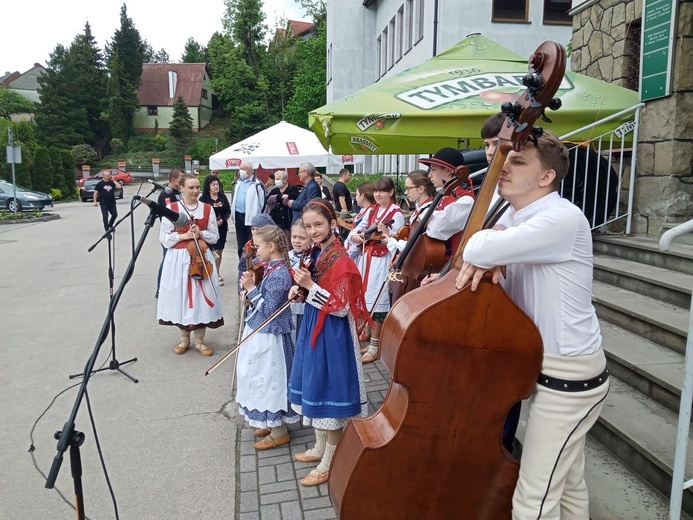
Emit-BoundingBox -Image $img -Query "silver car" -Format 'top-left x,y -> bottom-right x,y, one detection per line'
0,180 -> 54,212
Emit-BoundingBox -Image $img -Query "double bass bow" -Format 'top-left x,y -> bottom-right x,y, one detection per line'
329,41 -> 566,519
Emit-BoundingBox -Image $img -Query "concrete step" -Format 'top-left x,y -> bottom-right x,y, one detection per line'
593,280 -> 690,355
593,235 -> 693,275
590,377 -> 693,517
600,320 -> 684,415
594,255 -> 692,309
586,438 -> 693,520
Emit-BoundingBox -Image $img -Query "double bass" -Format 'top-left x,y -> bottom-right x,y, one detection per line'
329,41 -> 566,519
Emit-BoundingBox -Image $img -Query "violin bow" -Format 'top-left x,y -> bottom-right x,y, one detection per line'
230,298 -> 247,391
206,247 -> 313,376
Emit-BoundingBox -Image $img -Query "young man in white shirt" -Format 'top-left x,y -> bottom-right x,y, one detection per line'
456,131 -> 609,520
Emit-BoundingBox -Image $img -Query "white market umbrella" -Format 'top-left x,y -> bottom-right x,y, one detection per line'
209,121 -> 363,170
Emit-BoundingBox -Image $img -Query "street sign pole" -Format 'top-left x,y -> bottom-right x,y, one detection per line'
6,128 -> 19,217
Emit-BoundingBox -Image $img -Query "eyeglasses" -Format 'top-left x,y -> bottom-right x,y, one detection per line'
404,186 -> 417,191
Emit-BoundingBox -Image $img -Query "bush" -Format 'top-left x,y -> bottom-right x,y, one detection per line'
72,144 -> 99,167
154,132 -> 167,151
50,188 -> 63,201
127,133 -> 157,153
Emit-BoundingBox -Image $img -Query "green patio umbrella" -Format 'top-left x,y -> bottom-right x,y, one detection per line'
309,34 -> 639,154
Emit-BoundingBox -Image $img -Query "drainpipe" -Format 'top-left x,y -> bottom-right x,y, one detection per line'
433,0 -> 439,57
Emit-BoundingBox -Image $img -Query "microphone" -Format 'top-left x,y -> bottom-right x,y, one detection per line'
148,179 -> 173,194
134,195 -> 188,227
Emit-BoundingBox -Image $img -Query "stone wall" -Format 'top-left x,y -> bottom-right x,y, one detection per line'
571,0 -> 693,236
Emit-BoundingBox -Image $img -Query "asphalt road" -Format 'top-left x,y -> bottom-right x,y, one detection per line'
0,183 -> 242,519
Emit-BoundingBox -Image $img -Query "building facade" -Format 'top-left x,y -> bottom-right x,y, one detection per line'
571,0 -> 693,234
326,0 -> 573,174
133,63 -> 215,133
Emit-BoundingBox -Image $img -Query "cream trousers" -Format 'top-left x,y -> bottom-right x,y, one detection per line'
512,349 -> 609,520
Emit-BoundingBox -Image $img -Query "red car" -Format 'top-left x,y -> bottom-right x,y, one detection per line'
77,169 -> 132,187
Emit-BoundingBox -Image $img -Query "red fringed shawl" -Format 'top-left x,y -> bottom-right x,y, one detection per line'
311,241 -> 372,346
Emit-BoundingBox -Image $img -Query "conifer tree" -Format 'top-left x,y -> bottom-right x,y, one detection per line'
169,94 -> 193,149
68,22 -> 108,147
35,45 -> 91,148
48,147 -> 67,193
61,149 -> 76,198
181,38 -> 208,63
105,51 -> 139,141
108,4 -> 146,87
32,146 -> 53,194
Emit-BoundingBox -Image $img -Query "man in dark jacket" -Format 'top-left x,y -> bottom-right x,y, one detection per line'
284,162 -> 321,224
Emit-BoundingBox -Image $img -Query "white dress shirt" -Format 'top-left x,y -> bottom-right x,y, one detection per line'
463,192 -> 602,357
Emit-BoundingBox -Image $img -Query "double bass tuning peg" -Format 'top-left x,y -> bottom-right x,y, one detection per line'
522,72 -> 545,91
501,101 -> 523,120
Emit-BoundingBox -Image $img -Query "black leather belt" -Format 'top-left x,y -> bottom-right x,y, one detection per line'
537,367 -> 609,392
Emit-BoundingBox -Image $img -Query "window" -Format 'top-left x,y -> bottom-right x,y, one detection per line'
201,88 -> 208,99
404,0 -> 413,52
376,36 -> 382,80
624,20 -> 641,92
148,106 -> 158,116
388,17 -> 396,69
492,0 -> 528,22
416,0 -> 425,43
543,0 -> 572,25
396,6 -> 404,62
381,27 -> 388,76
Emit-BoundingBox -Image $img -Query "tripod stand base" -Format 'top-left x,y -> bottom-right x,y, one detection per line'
69,357 -> 139,383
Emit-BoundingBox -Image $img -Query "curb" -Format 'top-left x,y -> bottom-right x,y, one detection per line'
0,212 -> 61,225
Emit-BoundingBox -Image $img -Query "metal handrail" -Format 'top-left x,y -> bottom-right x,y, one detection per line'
663,218 -> 693,520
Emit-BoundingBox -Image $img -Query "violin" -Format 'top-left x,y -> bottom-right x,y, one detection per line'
187,222 -> 214,280
329,41 -> 566,519
361,218 -> 395,244
243,241 -> 265,287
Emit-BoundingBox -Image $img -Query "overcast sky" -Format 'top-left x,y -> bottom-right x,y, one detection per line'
2,0 -> 310,74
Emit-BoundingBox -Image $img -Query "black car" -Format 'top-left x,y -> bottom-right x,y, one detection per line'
80,178 -> 123,202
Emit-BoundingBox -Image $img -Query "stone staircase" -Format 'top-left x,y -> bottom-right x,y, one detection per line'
588,234 -> 693,518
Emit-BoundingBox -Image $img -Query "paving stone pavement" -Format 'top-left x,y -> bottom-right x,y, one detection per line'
233,358 -> 391,520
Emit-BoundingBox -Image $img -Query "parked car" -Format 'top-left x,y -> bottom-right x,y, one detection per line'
77,169 -> 132,187
80,178 -> 124,202
0,180 -> 54,212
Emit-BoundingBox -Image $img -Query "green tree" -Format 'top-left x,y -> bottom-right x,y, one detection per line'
0,87 -> 35,120
209,0 -> 271,139
144,41 -> 170,63
105,51 -> 139,141
107,4 -> 146,87
68,22 -> 109,148
181,37 -> 208,63
33,146 -> 53,193
48,147 -> 67,193
11,159 -> 32,189
169,94 -> 193,149
264,21 -> 298,122
35,45 -> 91,148
61,149 -> 77,197
284,20 -> 326,127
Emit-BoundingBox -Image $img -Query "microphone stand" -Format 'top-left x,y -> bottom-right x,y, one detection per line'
69,188 -> 158,382
46,205 -> 160,519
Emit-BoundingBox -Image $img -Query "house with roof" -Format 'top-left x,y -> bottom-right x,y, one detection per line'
275,19 -> 316,41
1,63 -> 46,121
133,63 -> 216,133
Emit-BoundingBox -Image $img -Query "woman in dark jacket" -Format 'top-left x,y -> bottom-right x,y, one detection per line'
266,170 -> 299,237
200,175 -> 231,285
